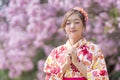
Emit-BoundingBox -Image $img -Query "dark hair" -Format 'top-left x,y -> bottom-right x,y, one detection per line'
60,9 -> 86,30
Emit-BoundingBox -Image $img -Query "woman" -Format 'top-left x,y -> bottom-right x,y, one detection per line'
44,7 -> 109,80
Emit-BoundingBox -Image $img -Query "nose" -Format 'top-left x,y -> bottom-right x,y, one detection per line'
70,23 -> 75,28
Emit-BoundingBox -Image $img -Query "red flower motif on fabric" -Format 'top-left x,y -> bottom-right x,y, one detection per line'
46,65 -> 51,70
51,67 -> 60,74
99,70 -> 107,76
87,53 -> 92,61
53,49 -> 60,59
46,65 -> 60,74
80,45 -> 89,56
59,46 -> 66,52
92,71 -> 99,77
71,63 -> 79,72
53,46 -> 66,59
57,54 -> 66,64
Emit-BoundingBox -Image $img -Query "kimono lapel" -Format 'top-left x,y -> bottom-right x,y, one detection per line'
65,38 -> 87,49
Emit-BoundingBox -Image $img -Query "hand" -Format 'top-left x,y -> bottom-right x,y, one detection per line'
65,54 -> 72,66
61,52 -> 71,74
69,47 -> 87,78
68,47 -> 78,65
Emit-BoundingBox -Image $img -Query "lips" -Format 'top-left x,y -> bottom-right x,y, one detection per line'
70,29 -> 77,32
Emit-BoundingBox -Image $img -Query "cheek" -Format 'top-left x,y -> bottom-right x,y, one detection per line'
78,27 -> 83,31
65,27 -> 69,34
77,24 -> 84,31
76,27 -> 84,34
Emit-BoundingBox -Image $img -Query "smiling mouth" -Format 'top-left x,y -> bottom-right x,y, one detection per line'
70,30 -> 77,32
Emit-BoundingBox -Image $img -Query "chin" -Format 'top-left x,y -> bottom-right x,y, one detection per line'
69,35 -> 77,39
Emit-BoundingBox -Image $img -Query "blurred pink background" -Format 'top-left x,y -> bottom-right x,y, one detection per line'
0,0 -> 120,80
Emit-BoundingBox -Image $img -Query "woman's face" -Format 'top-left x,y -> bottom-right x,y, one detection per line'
65,13 -> 84,39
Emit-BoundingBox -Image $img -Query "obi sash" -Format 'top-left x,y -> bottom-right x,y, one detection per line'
63,77 -> 87,80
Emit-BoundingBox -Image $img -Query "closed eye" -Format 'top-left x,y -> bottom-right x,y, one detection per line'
75,21 -> 80,24
66,22 -> 71,25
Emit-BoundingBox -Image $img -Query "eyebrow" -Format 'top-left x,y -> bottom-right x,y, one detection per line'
67,19 -> 81,21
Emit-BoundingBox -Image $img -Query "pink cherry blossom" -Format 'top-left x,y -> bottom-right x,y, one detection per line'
0,0 -> 119,79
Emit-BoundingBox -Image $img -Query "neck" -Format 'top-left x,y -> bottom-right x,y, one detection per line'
69,36 -> 83,46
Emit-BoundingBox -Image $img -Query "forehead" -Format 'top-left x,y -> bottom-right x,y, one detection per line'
67,13 -> 81,21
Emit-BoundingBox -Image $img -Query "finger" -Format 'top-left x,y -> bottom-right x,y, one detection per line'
68,51 -> 72,55
70,47 -> 77,53
73,49 -> 77,54
66,54 -> 70,57
67,54 -> 72,60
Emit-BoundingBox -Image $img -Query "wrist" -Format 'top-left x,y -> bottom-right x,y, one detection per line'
74,61 -> 87,78
72,59 -> 79,65
73,61 -> 79,66
61,63 -> 70,74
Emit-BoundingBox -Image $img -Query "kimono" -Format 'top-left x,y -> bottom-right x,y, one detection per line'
44,38 -> 109,80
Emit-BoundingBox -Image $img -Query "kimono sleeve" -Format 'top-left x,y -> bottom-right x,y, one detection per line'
44,49 -> 63,80
87,45 -> 109,80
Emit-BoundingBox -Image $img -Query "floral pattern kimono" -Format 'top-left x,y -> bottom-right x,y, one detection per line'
44,38 -> 109,80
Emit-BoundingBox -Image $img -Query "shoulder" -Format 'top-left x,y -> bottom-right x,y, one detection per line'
85,39 -> 99,48
50,44 -> 67,55
85,40 -> 102,55
80,38 -> 100,50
